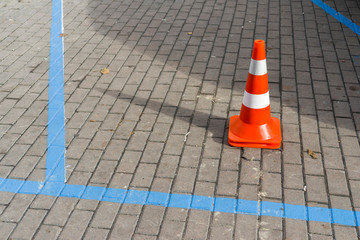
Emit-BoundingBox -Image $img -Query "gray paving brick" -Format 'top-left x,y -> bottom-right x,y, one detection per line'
127,131 -> 150,151
10,209 -> 47,239
173,167 -> 196,193
240,160 -> 260,185
262,172 -> 282,199
81,228 -> 108,240
44,197 -> 78,227
320,128 -> 340,148
334,225 -> 358,240
304,153 -> 324,176
0,222 -> 16,240
90,160 -> 117,184
326,169 -> 349,196
216,170 -> 238,196
284,164 -> 304,190
17,126 -> 44,145
306,175 -> 328,203
159,220 -> 185,240
323,147 -> 344,169
88,130 -> 113,150
109,214 -> 138,240
59,210 -> 93,240
137,205 -> 165,235
131,163 -> 156,188
90,201 -> 120,229
263,149 -> 281,173
67,138 -> 90,160
184,210 -> 211,239
34,225 -> 62,240
283,124 -> 300,142
302,132 -> 321,152
284,218 -> 308,240
9,155 -> 39,179
209,212 -> 235,240
163,134 -> 185,156
333,101 -> 352,117
234,214 -> 258,240
31,195 -> 56,210
0,194 -> 35,223
116,150 -> 142,174
340,136 -> 360,156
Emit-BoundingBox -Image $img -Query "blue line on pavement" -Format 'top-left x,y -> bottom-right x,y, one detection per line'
312,0 -> 360,35
0,178 -> 359,226
46,0 -> 65,182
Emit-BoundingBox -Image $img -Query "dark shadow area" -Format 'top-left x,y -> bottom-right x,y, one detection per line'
97,88 -> 228,144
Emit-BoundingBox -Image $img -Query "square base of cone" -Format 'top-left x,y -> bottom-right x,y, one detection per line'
228,115 -> 282,149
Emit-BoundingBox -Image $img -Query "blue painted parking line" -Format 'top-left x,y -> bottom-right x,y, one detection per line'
312,0 -> 360,35
0,178 -> 359,226
0,0 -> 359,228
46,0 -> 65,183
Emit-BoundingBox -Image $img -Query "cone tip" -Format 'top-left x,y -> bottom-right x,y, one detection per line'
252,40 -> 266,60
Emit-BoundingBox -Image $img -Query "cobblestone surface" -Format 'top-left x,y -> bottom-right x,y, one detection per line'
0,0 -> 359,239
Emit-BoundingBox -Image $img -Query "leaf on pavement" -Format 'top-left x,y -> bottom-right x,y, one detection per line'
307,149 -> 318,159
100,68 -> 110,74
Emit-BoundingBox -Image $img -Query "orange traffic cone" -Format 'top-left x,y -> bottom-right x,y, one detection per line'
228,40 -> 281,149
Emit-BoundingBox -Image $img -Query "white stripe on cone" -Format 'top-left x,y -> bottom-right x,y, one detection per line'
242,91 -> 270,109
249,59 -> 267,76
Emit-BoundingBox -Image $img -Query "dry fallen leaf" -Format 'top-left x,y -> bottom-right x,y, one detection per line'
89,120 -> 96,122
307,149 -> 318,159
59,33 -> 67,37
187,32 -> 193,35
100,68 -> 110,74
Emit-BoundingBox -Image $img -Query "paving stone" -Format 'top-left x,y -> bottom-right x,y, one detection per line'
198,158 -> 219,182
262,172 -> 282,199
306,175 -> 328,203
284,219 -> 308,240
34,225 -> 62,240
109,214 -> 138,240
58,210 -> 93,240
31,195 -> 56,210
333,225 -> 358,240
209,212 -> 235,240
44,197 -> 78,227
136,205 -> 165,235
0,222 -> 16,240
10,209 -> 47,239
322,147 -> 344,169
284,164 -> 304,190
340,136 -> 360,156
262,149 -> 281,173
83,228 -> 109,240
173,167 -> 197,193
90,160 -> 118,184
326,169 -> 349,196
155,155 -> 179,179
90,201 -> 120,229
0,194 -> 35,222
234,214 -> 258,240
131,163 -> 156,188
158,220 -> 185,240
184,210 -> 211,239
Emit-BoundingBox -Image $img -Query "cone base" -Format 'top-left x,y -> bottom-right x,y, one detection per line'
228,115 -> 282,149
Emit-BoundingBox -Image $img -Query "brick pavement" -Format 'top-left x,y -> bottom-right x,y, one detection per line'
0,0 -> 359,239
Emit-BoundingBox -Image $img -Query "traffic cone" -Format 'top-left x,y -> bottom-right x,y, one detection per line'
228,40 -> 281,149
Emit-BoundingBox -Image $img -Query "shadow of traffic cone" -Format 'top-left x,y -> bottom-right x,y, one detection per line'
228,40 -> 281,149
